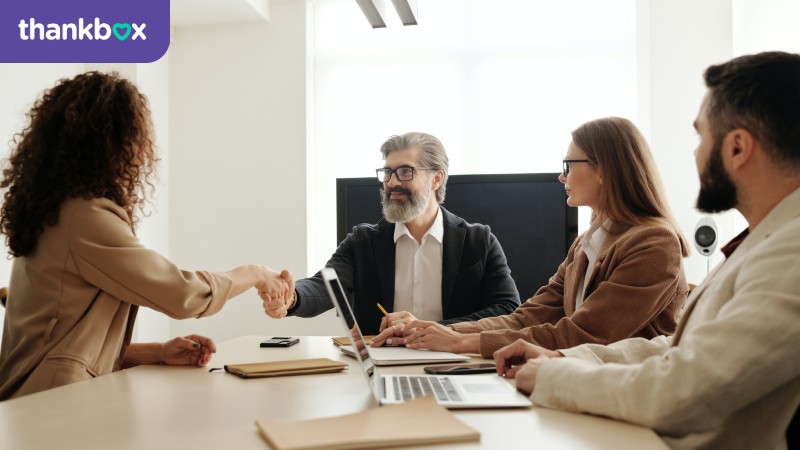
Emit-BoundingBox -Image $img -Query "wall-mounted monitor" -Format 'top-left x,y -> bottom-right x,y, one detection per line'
336,173 -> 578,298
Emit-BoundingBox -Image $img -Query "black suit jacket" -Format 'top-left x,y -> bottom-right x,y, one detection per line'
289,207 -> 520,335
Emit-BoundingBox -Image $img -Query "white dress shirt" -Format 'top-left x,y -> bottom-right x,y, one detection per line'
574,219 -> 608,309
393,207 -> 444,321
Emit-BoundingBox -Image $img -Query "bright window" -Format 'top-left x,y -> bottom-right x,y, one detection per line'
310,0 -> 637,269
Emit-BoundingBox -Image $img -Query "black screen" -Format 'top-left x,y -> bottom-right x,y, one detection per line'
336,173 -> 578,298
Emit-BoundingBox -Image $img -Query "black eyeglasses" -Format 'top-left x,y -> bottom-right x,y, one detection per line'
562,159 -> 592,177
376,166 -> 437,182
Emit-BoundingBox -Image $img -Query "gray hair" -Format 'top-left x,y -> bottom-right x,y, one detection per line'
379,132 -> 449,203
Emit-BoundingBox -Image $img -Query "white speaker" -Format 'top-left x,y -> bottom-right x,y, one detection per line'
693,217 -> 718,256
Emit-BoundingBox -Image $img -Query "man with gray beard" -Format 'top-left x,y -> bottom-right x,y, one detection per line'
265,132 -> 520,335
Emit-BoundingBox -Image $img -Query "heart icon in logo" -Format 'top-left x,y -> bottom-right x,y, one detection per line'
112,23 -> 132,41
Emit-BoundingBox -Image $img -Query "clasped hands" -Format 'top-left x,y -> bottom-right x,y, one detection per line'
259,269 -> 296,318
371,318 -> 471,353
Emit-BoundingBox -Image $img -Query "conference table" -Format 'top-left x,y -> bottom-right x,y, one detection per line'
0,336 -> 668,449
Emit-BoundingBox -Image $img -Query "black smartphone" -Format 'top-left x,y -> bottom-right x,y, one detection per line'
260,337 -> 300,348
423,363 -> 496,375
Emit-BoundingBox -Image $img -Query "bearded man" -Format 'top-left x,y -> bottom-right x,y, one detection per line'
264,132 -> 520,334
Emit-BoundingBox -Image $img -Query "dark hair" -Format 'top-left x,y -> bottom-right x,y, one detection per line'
704,51 -> 800,169
572,117 -> 689,256
380,132 -> 449,203
0,71 -> 157,257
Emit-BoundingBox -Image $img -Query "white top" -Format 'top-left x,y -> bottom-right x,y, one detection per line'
393,207 -> 444,321
575,220 -> 608,309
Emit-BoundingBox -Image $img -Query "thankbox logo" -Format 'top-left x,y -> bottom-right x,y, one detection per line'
1,0 -> 168,63
18,18 -> 147,41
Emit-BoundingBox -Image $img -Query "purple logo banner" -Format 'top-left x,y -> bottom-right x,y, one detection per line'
0,0 -> 169,63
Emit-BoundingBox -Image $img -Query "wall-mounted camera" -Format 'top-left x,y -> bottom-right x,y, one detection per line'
693,217 -> 718,256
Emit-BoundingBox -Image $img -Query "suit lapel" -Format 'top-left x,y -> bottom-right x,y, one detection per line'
441,209 -> 465,314
372,222 -> 397,311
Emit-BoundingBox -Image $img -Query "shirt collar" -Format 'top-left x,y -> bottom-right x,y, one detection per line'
394,207 -> 444,244
720,229 -> 749,259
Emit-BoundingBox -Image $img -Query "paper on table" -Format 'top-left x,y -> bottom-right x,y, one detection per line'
331,336 -> 375,347
255,396 -> 480,450
224,358 -> 347,378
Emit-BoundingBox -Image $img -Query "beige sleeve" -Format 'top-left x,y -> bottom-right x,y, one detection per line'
67,199 -> 233,319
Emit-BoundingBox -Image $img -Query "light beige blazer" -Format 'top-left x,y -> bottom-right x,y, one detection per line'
534,187 -> 800,450
0,198 -> 233,400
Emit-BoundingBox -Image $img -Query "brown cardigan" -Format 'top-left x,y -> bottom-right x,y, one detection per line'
0,198 -> 233,400
451,221 -> 688,357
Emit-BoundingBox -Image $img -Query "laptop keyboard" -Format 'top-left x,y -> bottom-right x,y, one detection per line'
391,376 -> 463,402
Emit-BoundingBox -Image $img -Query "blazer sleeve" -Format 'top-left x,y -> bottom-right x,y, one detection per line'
290,228 -> 359,318
68,199 -> 233,319
439,230 -> 520,325
461,226 -> 685,357
449,239 -> 576,338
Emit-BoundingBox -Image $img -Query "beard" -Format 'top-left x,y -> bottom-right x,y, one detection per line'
696,140 -> 738,213
380,185 -> 431,223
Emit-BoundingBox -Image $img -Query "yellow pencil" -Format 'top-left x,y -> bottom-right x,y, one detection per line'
376,303 -> 389,316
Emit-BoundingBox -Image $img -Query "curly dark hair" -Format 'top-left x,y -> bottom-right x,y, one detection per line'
0,71 -> 158,257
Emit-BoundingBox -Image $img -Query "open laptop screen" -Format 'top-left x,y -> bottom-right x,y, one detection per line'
321,268 -> 375,379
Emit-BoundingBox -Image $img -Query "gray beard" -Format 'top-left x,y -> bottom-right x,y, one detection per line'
381,187 -> 430,223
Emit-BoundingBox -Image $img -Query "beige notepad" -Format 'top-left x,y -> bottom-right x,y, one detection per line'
255,396 -> 480,450
331,335 -> 375,347
224,358 -> 347,378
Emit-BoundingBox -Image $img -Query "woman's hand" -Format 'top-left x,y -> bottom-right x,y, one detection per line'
160,334 -> 217,367
403,320 -> 478,353
379,311 -> 418,332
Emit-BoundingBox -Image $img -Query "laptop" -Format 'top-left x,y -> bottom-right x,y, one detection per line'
322,268 -> 532,409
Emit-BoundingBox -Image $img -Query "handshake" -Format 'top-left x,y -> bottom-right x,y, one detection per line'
255,267 -> 297,319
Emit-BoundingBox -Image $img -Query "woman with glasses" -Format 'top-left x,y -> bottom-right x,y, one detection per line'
372,117 -> 689,357
0,72 -> 292,400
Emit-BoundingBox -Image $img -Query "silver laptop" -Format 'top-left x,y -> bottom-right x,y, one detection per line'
322,268 -> 532,409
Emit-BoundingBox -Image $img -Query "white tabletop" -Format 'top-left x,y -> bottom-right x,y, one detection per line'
0,336 -> 668,449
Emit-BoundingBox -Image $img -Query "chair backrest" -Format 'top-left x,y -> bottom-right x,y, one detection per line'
0,286 -> 7,308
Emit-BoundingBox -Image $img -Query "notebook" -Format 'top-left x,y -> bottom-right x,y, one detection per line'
255,396 -> 479,450
321,268 -> 532,409
224,358 -> 348,378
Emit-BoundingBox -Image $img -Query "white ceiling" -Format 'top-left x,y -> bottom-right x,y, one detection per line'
170,0 -> 272,27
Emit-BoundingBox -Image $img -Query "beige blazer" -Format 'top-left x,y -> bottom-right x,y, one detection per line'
0,198 -> 233,400
534,187 -> 800,450
451,221 -> 688,357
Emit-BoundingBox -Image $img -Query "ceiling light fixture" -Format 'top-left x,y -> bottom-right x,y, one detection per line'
354,0 -> 388,28
354,0 -> 418,28
390,0 -> 417,26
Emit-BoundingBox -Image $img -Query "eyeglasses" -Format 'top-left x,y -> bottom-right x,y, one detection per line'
376,166 -> 437,182
562,159 -> 592,177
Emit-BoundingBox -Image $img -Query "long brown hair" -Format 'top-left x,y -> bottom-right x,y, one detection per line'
0,71 -> 157,257
572,117 -> 689,256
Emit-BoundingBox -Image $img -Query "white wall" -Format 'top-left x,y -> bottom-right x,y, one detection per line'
637,0 -> 736,285
167,0 -> 341,342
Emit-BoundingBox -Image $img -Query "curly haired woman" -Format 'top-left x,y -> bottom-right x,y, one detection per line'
0,72 -> 292,400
